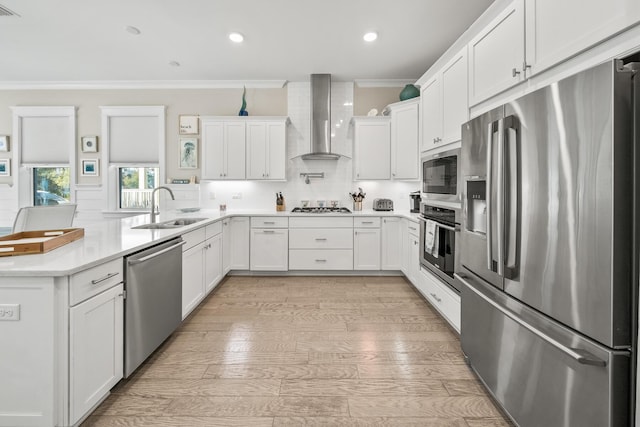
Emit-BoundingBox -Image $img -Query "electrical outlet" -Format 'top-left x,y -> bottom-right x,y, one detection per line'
232,193 -> 242,199
0,304 -> 20,321
209,192 -> 216,200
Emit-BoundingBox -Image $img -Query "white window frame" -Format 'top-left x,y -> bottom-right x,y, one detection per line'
10,106 -> 77,208
100,106 -> 166,213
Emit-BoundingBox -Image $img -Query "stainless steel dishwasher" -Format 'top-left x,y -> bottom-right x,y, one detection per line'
124,237 -> 185,377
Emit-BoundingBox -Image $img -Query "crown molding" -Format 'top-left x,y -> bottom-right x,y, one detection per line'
354,79 -> 418,88
0,80 -> 288,90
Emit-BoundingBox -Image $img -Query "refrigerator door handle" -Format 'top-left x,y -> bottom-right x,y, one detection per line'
496,118 -> 505,277
486,121 -> 495,271
503,115 -> 519,277
456,273 -> 607,367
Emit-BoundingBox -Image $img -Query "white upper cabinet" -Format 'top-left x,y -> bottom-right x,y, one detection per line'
246,121 -> 286,180
201,119 -> 246,180
389,99 -> 419,180
468,0 -> 525,106
202,117 -> 287,181
421,47 -> 468,151
353,117 -> 391,180
525,0 -> 640,77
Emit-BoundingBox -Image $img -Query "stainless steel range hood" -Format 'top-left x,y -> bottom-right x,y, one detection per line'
301,74 -> 341,160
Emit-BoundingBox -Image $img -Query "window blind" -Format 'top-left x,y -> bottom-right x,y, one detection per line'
21,116 -> 71,164
109,116 -> 160,163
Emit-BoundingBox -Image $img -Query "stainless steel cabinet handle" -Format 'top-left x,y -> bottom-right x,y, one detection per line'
128,241 -> 187,264
91,272 -> 119,285
455,274 -> 607,367
315,238 -> 327,241
512,68 -> 521,77
362,221 -> 374,224
263,230 -> 275,234
429,292 -> 442,303
264,221 -> 275,224
409,226 -> 417,231
315,259 -> 327,262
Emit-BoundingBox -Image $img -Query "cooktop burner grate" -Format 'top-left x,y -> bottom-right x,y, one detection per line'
291,207 -> 352,214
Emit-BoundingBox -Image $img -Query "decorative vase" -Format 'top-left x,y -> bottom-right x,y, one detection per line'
238,85 -> 249,116
353,201 -> 362,211
399,84 -> 420,101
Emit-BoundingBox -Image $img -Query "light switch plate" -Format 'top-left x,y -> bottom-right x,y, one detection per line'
0,304 -> 20,321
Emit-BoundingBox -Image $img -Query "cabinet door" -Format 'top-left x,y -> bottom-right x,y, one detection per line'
266,121 -> 286,180
381,218 -> 402,270
182,242 -> 205,319
354,119 -> 391,180
224,122 -> 246,179
420,77 -> 442,152
400,219 -> 410,275
246,122 -> 267,180
250,229 -> 289,271
222,219 -> 231,274
201,121 -> 225,179
353,228 -> 381,270
525,0 -> 640,77
441,48 -> 468,145
204,234 -> 223,294
230,217 -> 250,269
468,0 -> 525,105
408,234 -> 420,285
391,102 -> 419,180
70,284 -> 123,424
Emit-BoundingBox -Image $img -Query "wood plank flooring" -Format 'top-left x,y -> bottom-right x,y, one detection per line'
83,276 -> 512,427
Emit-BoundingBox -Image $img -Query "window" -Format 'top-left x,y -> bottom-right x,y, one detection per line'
118,167 -> 159,209
33,167 -> 70,205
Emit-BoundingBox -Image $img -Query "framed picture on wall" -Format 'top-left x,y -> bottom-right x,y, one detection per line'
0,135 -> 9,152
0,159 -> 10,176
179,115 -> 199,135
179,138 -> 198,169
82,159 -> 99,176
81,136 -> 98,152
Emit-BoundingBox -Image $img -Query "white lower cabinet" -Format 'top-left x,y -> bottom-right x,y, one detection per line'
354,228 -> 381,270
224,216 -> 250,271
69,283 -> 123,425
381,217 -> 402,270
407,232 -> 420,285
289,249 -> 354,270
182,223 -> 224,319
416,268 -> 461,333
250,228 -> 289,271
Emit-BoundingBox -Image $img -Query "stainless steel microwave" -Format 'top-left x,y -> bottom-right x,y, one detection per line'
421,148 -> 460,202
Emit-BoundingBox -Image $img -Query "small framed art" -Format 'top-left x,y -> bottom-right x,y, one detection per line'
82,159 -> 99,176
179,138 -> 198,169
179,115 -> 199,135
0,159 -> 10,176
0,135 -> 9,152
81,136 -> 98,152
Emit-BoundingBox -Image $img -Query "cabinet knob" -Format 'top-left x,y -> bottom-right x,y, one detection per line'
512,68 -> 521,77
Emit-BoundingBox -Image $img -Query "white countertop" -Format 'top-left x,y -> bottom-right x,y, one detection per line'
0,208 -> 422,277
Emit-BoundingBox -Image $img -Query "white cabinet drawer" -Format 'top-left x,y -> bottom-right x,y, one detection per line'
70,258 -> 123,306
289,229 -> 353,249
182,227 -> 206,251
419,267 -> 460,332
289,249 -> 354,270
354,217 -> 381,228
205,220 -> 222,239
289,217 -> 353,228
251,216 -> 289,228
407,219 -> 420,237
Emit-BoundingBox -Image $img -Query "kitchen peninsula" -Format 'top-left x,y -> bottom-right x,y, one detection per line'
1,208 -> 460,427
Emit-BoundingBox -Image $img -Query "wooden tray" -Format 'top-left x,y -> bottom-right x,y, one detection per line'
0,228 -> 84,257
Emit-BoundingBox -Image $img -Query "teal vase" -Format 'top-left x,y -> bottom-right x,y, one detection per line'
399,84 -> 420,101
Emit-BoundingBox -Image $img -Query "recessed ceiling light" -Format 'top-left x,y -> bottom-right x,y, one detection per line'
169,61 -> 181,67
125,26 -> 141,35
363,32 -> 378,42
229,32 -> 244,43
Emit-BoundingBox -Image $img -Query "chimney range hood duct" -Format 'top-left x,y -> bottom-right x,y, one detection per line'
301,74 -> 341,160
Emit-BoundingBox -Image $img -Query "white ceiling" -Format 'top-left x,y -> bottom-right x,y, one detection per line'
0,0 -> 494,86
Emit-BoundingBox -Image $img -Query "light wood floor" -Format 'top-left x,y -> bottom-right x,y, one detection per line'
83,276 -> 512,427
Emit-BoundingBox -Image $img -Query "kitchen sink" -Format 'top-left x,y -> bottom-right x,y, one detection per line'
132,218 -> 208,229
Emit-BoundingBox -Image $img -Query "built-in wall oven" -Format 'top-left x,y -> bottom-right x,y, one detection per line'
419,204 -> 461,292
421,148 -> 460,202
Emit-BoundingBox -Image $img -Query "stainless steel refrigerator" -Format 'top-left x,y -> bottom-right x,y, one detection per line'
456,59 -> 639,426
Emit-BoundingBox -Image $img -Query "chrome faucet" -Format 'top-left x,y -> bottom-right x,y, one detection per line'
150,186 -> 175,223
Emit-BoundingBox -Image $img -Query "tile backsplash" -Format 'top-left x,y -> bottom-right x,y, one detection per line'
200,81 -> 419,211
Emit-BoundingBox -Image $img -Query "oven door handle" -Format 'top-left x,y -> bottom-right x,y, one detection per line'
417,216 -> 459,232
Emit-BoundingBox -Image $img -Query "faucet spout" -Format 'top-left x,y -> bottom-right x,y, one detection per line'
150,186 -> 175,223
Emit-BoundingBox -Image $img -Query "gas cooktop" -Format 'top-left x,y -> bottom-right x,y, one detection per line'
291,207 -> 352,214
